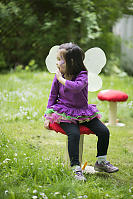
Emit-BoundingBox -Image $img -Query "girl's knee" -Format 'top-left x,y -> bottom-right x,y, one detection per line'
106,128 -> 110,137
103,127 -> 110,138
67,130 -> 80,142
71,131 -> 80,140
98,126 -> 110,138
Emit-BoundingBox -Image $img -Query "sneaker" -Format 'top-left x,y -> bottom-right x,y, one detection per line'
94,161 -> 119,173
73,165 -> 86,181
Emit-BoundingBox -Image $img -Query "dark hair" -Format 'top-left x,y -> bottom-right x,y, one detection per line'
59,42 -> 87,76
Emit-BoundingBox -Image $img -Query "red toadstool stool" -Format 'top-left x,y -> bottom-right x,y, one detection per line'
98,89 -> 128,126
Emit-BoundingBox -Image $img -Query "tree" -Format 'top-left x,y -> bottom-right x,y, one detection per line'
0,0 -> 132,71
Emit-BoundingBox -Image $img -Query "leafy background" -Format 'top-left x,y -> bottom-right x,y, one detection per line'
0,0 -> 133,74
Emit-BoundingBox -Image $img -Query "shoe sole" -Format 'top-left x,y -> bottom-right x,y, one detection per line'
94,167 -> 119,173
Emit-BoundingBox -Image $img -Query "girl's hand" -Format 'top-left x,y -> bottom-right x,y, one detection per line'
44,119 -> 50,129
56,68 -> 66,86
56,68 -> 62,81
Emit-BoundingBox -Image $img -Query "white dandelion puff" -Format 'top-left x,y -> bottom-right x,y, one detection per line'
33,190 -> 38,194
32,196 -> 38,199
5,190 -> 8,194
54,192 -> 60,196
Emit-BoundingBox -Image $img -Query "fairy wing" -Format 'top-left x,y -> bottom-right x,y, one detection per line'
84,47 -> 106,92
45,46 -> 106,92
45,45 -> 59,73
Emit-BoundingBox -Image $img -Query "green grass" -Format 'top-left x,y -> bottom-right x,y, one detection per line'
0,71 -> 133,199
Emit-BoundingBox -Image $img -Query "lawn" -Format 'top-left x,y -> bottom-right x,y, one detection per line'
0,71 -> 133,199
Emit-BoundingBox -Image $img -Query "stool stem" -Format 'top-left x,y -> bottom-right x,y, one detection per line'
109,101 -> 117,125
79,135 -> 84,164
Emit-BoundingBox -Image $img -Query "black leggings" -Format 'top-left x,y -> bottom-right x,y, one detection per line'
60,117 -> 110,167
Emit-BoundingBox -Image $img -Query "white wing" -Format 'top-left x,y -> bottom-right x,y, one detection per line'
45,46 -> 106,92
88,73 -> 102,92
45,45 -> 59,73
84,47 -> 106,92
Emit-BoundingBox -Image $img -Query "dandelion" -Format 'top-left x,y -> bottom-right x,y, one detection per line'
33,190 -> 38,194
21,96 -> 27,102
14,153 -> 17,156
83,196 -> 88,198
128,101 -> 133,109
61,162 -> 65,167
40,193 -> 45,196
54,192 -> 60,196
14,158 -> 17,162
3,158 -> 10,163
5,190 -> 8,194
32,196 -> 38,199
40,192 -> 47,198
33,112 -> 38,117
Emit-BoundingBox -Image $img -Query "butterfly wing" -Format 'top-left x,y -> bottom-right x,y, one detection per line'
84,47 -> 106,73
84,47 -> 106,92
45,45 -> 59,73
88,73 -> 102,92
45,46 -> 106,92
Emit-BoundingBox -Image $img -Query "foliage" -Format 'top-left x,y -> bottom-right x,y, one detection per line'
0,52 -> 6,69
121,57 -> 133,76
14,60 -> 38,72
0,0 -> 132,72
92,0 -> 133,32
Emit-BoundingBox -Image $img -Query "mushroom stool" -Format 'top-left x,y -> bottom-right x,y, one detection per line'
49,122 -> 94,165
98,90 -> 128,126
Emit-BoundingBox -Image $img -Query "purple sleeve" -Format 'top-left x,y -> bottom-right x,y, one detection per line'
65,72 -> 88,93
47,75 -> 59,108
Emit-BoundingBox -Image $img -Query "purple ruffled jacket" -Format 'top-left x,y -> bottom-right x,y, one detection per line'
45,71 -> 100,123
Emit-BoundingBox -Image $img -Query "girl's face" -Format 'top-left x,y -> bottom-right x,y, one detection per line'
56,49 -> 66,74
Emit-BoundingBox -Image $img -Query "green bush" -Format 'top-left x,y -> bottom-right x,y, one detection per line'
0,0 -> 132,72
0,52 -> 6,70
121,57 -> 133,76
25,60 -> 38,71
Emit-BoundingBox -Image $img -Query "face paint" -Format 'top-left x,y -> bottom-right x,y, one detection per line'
56,50 -> 66,74
58,58 -> 65,66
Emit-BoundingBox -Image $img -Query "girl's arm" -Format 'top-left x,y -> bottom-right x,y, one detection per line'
47,75 -> 59,108
56,70 -> 88,93
44,75 -> 59,130
56,69 -> 66,85
65,73 -> 88,93
57,71 -> 88,93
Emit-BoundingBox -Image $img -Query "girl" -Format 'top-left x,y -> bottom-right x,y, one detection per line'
44,42 -> 119,181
